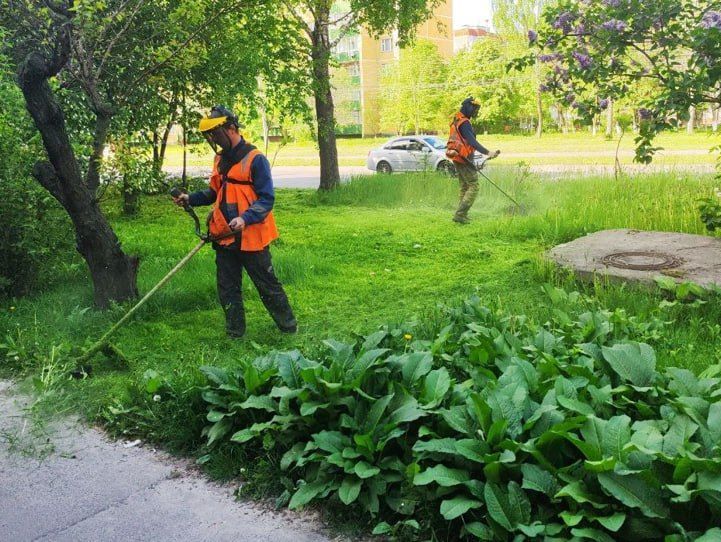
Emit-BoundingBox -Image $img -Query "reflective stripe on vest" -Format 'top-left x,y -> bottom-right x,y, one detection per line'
447,113 -> 474,163
208,149 -> 279,251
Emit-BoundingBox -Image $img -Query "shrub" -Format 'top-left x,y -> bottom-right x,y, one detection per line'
199,288 -> 721,541
0,47 -> 73,296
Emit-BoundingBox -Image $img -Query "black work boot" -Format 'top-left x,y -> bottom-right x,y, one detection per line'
270,301 -> 297,334
275,307 -> 298,334
224,304 -> 246,338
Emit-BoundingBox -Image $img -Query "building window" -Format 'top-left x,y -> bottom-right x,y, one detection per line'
380,37 -> 392,52
347,62 -> 360,76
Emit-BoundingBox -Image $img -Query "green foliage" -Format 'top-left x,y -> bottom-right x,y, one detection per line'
200,288 -> 721,539
698,189 -> 721,233
0,38 -> 73,296
101,141 -> 167,215
525,0 -> 721,163
447,38 -> 538,134
379,40 -> 448,135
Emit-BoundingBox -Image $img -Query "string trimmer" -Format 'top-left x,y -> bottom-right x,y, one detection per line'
467,153 -> 522,211
71,188 -> 238,377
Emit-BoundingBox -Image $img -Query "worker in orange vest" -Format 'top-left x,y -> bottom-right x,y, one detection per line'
447,97 -> 500,224
173,106 -> 296,338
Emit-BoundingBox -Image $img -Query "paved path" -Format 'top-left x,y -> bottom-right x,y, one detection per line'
0,381 -> 334,542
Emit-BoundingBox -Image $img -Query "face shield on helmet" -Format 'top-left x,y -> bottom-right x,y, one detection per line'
198,106 -> 240,155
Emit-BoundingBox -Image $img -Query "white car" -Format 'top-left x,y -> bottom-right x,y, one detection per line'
366,135 -> 486,175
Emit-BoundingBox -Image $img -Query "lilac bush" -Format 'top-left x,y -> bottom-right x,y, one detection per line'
701,10 -> 721,30
512,0 -> 721,164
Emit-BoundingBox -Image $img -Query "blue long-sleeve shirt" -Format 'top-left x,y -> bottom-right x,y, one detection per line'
188,150 -> 275,226
459,121 -> 490,155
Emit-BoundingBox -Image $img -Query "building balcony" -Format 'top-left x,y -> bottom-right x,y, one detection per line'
334,51 -> 360,62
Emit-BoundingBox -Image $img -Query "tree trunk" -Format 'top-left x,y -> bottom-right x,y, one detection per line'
535,87 -> 543,138
152,130 -> 160,166
557,105 -> 568,134
19,52 -> 138,308
86,108 -> 113,193
182,120 -> 188,190
159,120 -> 173,169
605,98 -> 614,138
311,7 -> 340,190
122,175 -> 139,216
687,106 -> 695,134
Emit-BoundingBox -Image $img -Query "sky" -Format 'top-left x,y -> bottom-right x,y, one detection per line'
453,0 -> 493,29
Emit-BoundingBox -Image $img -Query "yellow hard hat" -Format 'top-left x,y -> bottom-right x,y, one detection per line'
198,116 -> 228,132
198,105 -> 240,133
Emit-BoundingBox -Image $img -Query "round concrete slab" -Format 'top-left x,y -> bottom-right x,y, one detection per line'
548,229 -> 721,287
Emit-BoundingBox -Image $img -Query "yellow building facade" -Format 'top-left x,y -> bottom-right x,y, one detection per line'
332,0 -> 454,136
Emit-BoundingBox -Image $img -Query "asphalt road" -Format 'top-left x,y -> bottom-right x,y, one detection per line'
164,165 -> 372,189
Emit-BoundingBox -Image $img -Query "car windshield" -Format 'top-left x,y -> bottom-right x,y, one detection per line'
422,137 -> 446,150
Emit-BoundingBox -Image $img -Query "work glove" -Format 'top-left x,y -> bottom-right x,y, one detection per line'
172,193 -> 190,207
229,217 -> 246,231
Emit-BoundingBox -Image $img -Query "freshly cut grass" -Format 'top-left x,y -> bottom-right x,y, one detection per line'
1,169 -> 720,458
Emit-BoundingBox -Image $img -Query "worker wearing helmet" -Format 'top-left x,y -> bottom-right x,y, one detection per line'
172,105 -> 296,338
447,97 -> 500,224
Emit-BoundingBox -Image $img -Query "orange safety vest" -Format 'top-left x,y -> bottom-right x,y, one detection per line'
208,148 -> 279,251
446,112 -> 474,164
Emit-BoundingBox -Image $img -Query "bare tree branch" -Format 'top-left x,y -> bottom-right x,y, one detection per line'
97,0 -> 144,76
329,11 -> 360,49
282,0 -> 313,38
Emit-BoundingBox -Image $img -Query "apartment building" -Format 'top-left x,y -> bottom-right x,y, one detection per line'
331,0 -> 454,136
454,24 -> 492,53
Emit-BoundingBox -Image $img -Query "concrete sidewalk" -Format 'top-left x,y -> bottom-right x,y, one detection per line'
0,381 -> 335,542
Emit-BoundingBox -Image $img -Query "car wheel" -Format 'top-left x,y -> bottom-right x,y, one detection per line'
376,161 -> 392,174
437,160 -> 456,177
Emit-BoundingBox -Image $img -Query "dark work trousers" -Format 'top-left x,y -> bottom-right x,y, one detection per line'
215,246 -> 296,336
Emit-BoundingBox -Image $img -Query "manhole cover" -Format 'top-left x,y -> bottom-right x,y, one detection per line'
601,251 -> 683,271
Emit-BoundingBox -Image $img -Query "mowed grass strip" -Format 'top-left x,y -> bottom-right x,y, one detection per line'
2,170 -> 720,446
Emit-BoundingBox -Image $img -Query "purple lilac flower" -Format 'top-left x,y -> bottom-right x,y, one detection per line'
575,23 -> 586,35
565,93 -> 576,105
701,11 -> 721,30
553,12 -> 575,34
599,98 -> 609,110
528,29 -> 538,44
553,65 -> 569,81
572,51 -> 593,70
603,0 -> 621,6
638,108 -> 653,120
601,19 -> 627,32
539,84 -> 550,92
539,53 -> 562,63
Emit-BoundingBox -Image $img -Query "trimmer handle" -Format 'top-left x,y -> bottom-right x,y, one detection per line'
170,186 -> 202,238
170,187 -> 189,209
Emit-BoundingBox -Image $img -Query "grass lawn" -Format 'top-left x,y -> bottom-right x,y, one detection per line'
162,131 -> 721,168
2,170 -> 721,469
